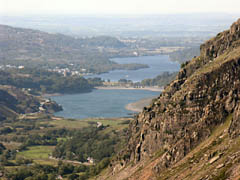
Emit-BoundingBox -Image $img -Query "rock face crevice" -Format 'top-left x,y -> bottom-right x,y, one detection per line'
109,19 -> 240,179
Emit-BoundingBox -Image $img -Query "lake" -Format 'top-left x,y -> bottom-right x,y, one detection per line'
52,55 -> 179,119
85,55 -> 180,82
51,89 -> 160,119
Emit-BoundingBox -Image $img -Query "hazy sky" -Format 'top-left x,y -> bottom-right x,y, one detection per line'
1,0 -> 240,15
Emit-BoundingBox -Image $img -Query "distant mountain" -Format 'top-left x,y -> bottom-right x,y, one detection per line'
1,13 -> 238,37
0,24 -> 142,73
102,19 -> 240,179
80,36 -> 126,48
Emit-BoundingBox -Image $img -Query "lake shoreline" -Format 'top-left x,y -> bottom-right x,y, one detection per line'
50,89 -> 160,119
95,86 -> 163,92
42,89 -> 93,97
42,86 -> 162,98
43,93 -> 63,97
85,55 -> 180,82
125,96 -> 158,112
125,103 -> 142,112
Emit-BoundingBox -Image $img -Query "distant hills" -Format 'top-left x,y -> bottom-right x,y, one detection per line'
1,13 -> 238,37
0,24 -> 146,73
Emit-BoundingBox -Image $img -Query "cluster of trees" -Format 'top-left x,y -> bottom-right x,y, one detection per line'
0,68 -> 103,94
0,128 -> 72,148
115,72 -> 178,88
118,79 -> 133,84
0,123 -> 123,163
4,158 -> 110,180
77,61 -> 148,74
52,126 -> 121,162
0,124 -> 123,179
20,134 -> 58,147
137,72 -> 178,87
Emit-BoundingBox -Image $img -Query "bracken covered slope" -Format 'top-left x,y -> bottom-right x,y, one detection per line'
100,19 -> 240,180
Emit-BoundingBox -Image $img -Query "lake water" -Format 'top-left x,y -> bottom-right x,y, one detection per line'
85,55 -> 180,82
52,55 -> 179,119
51,89 -> 160,119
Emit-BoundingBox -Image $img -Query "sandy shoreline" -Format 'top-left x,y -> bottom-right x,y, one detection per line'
95,86 -> 163,92
125,103 -> 142,112
125,96 -> 158,112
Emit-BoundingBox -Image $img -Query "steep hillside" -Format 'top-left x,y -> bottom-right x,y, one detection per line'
101,19 -> 240,180
0,85 -> 61,121
0,24 -> 107,66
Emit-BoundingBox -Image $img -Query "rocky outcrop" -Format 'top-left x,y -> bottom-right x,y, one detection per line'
201,19 -> 240,60
106,19 -> 240,179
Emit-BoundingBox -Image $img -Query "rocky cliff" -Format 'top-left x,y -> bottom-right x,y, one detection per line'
102,19 -> 240,180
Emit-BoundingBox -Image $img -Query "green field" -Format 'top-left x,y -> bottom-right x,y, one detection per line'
0,113 -> 131,172
17,146 -> 55,161
49,117 -> 131,130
